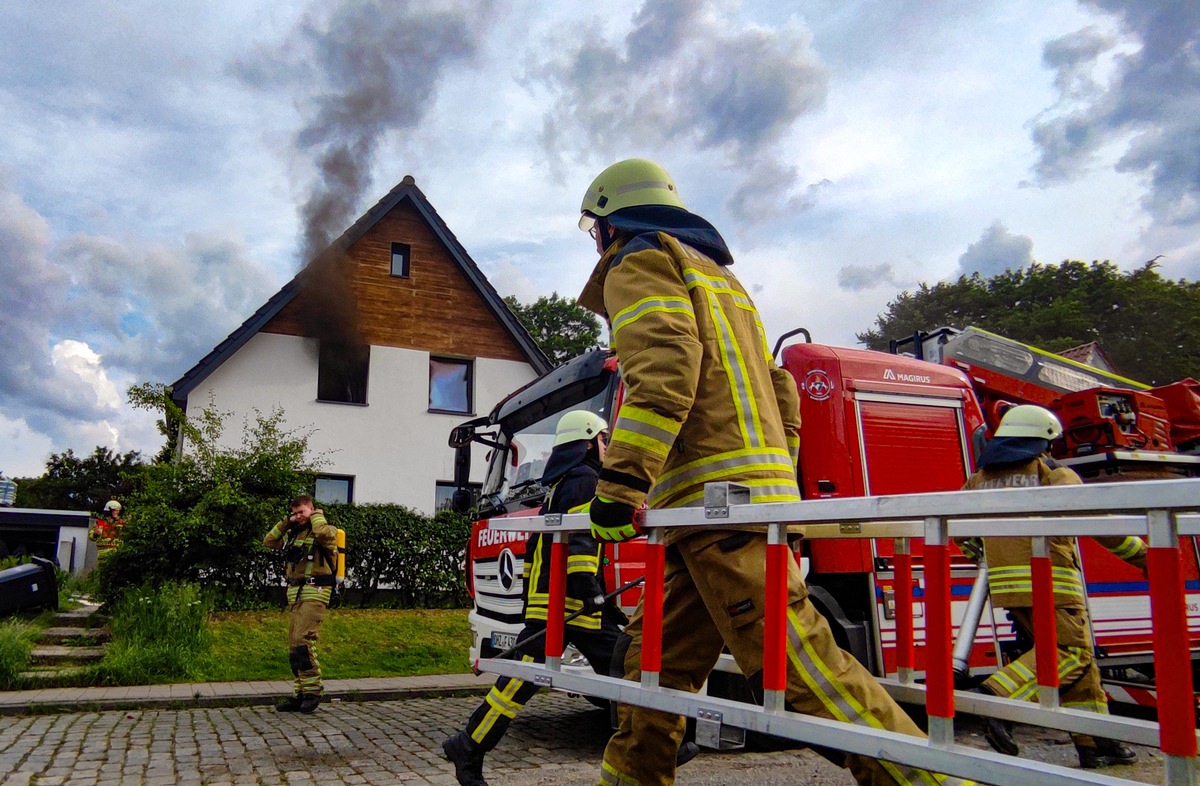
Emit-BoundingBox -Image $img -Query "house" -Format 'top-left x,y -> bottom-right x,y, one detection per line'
169,177 -> 552,513
1057,341 -> 1119,376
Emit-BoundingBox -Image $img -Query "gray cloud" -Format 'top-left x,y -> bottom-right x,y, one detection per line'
836,263 -> 901,292
235,0 -> 491,262
957,221 -> 1035,278
0,175 -> 273,449
533,0 -> 827,218
1030,0 -> 1200,225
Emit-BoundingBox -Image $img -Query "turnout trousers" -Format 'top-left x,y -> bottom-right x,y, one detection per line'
981,607 -> 1107,747
599,531 -> 975,786
465,615 -> 622,752
287,599 -> 327,696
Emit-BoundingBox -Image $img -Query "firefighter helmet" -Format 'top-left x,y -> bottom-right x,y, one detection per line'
554,411 -> 609,447
578,158 -> 686,232
103,500 -> 122,513
994,405 -> 1063,440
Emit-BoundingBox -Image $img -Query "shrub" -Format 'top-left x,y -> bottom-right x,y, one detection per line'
94,582 -> 212,685
0,621 -> 35,689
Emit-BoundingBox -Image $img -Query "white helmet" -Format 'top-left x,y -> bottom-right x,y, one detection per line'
994,405 -> 1063,440
554,410 -> 609,447
103,500 -> 122,513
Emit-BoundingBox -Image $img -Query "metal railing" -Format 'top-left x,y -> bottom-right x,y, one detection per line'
479,478 -> 1200,786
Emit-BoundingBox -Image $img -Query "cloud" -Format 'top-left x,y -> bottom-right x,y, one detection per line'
957,221 -> 1035,277
235,0 -> 492,262
1030,0 -> 1200,225
836,263 -> 901,292
532,0 -> 828,218
0,175 -> 273,452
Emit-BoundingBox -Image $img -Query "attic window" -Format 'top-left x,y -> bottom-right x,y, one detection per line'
391,243 -> 410,278
318,341 -> 370,405
429,357 -> 473,414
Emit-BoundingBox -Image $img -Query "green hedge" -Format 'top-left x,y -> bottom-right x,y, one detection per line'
99,499 -> 471,611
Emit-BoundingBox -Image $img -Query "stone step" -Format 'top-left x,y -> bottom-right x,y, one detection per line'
17,665 -> 91,689
51,606 -> 106,629
38,627 -> 110,644
30,645 -> 106,665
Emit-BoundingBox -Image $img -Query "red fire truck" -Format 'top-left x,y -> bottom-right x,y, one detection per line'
448,325 -> 1200,713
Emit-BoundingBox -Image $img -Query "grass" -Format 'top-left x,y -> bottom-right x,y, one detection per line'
92,582 -> 211,685
0,620 -> 36,689
200,608 -> 473,682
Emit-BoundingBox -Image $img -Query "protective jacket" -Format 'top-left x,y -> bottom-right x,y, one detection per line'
89,516 -> 124,550
578,209 -> 801,544
264,512 -> 339,604
965,455 -> 1147,609
524,454 -> 607,630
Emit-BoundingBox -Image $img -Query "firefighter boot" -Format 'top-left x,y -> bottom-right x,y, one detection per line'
298,693 -> 321,714
1078,739 -> 1138,769
442,732 -> 488,786
676,740 -> 700,767
275,695 -> 303,712
974,688 -> 1019,755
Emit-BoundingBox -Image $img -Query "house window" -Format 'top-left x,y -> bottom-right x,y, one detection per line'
435,481 -> 480,513
315,475 -> 354,505
390,243 -> 410,278
318,341 -> 370,404
429,357 -> 473,414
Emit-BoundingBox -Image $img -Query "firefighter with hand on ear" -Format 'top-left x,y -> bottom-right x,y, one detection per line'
966,404 -> 1145,769
263,493 -> 338,714
577,158 -> 974,786
443,410 -> 644,786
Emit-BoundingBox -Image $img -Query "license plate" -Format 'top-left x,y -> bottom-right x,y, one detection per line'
491,632 -> 517,651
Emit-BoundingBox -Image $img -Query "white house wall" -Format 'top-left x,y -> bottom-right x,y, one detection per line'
187,332 -> 537,512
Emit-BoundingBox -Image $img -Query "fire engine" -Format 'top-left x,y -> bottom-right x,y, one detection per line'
448,325 -> 1200,716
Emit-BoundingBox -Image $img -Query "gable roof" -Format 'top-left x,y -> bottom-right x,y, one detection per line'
170,177 -> 552,410
1056,341 -> 1118,374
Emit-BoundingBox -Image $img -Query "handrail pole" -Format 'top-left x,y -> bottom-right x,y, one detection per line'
641,527 -> 666,690
924,516 -> 955,747
1147,510 -> 1198,786
546,532 -> 567,670
894,537 -> 915,685
764,522 -> 789,712
1030,536 -> 1060,709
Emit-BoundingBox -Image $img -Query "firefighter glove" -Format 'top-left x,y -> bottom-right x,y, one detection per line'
590,496 -> 642,543
581,594 -> 606,614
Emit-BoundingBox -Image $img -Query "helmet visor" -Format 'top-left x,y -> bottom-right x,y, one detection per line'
578,212 -> 597,234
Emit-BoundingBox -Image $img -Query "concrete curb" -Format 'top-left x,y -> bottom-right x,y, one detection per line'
0,673 -> 495,715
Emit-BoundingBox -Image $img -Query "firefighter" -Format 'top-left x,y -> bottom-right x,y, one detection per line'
577,158 -> 974,786
965,404 -> 1145,769
89,500 -> 125,553
443,411 -> 638,786
263,493 -> 339,713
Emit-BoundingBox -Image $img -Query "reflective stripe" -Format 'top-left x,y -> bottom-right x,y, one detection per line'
785,608 -> 973,785
612,406 -> 680,457
681,267 -> 755,310
611,296 -> 694,339
1063,700 -> 1108,713
987,565 -> 1084,597
667,479 -> 801,509
648,448 -> 794,506
472,673 -> 529,743
600,760 -> 643,786
1108,536 -> 1146,561
567,554 -> 600,574
786,433 -> 800,468
287,586 -> 332,604
703,289 -> 762,448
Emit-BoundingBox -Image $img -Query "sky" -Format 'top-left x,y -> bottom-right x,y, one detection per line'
2,0 -> 1198,477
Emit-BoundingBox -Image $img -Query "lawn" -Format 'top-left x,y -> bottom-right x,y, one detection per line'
200,608 -> 473,682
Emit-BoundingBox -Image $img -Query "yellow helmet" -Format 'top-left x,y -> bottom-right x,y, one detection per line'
994,405 -> 1063,440
578,158 -> 686,232
554,410 -> 609,447
103,500 -> 122,513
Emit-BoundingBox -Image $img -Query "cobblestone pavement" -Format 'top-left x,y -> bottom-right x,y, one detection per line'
0,693 -> 1164,786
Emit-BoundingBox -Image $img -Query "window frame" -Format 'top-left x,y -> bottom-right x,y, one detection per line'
428,356 -> 474,415
316,340 -> 370,406
315,474 -> 355,505
390,242 -> 411,278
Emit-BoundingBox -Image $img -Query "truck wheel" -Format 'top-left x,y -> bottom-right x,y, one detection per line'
806,583 -> 876,674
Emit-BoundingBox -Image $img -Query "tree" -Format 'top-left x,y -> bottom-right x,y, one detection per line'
98,399 -> 324,609
15,446 -> 145,512
127,381 -> 187,463
504,293 -> 603,365
858,260 -> 1200,385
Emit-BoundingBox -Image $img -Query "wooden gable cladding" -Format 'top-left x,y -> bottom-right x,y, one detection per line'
262,198 -> 527,362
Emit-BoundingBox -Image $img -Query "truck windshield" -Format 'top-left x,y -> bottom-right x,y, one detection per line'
479,384 -> 613,515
